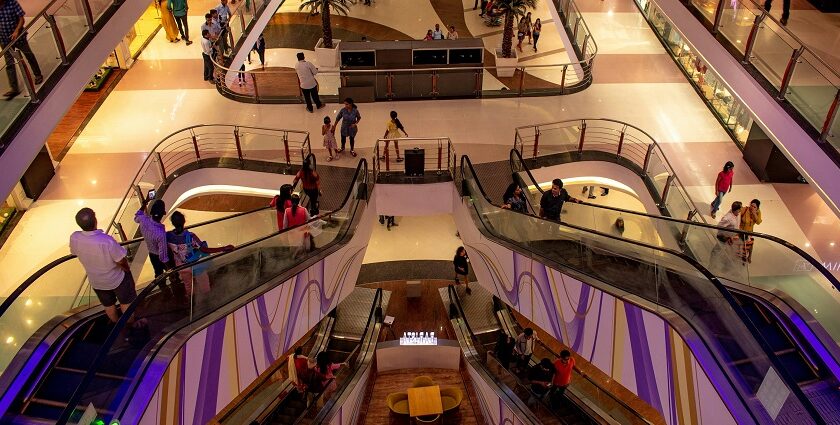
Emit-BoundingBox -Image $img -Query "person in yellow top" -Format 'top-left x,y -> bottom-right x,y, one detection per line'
739,199 -> 762,263
382,110 -> 408,162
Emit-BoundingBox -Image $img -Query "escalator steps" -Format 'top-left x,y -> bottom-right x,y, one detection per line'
776,351 -> 819,383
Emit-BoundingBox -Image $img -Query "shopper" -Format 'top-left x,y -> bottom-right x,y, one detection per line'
70,208 -> 137,324
764,0 -> 790,25
284,194 -> 313,256
517,16 -> 528,52
167,211 -> 234,295
514,327 -> 536,372
432,24 -> 445,40
539,179 -> 581,221
269,184 -> 294,230
0,0 -> 44,99
446,25 -> 459,39
502,183 -> 527,213
739,199 -> 762,263
382,110 -> 408,163
294,52 -> 324,113
523,12 -> 533,44
454,246 -> 471,294
134,198 -> 173,280
494,331 -> 515,369
168,0 -> 192,45
252,33 -> 266,67
310,352 -> 345,396
423,29 -> 434,41
532,18 -> 542,51
710,161 -> 734,218
323,116 -> 338,161
215,0 -> 232,26
379,214 -> 397,230
333,97 -> 362,157
292,159 -> 321,216
200,30 -> 214,83
160,0 -> 181,42
528,358 -> 554,405
551,350 -> 575,405
289,347 -> 311,392
201,13 -> 221,41
711,201 -> 742,265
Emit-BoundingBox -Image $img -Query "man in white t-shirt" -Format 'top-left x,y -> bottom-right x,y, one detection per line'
69,208 -> 137,323
294,52 -> 324,113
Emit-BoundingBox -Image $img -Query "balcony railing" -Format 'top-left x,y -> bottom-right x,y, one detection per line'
209,0 -> 597,102
372,137 -> 457,182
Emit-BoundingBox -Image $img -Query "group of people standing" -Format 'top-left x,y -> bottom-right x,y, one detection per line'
709,161 -> 762,264
423,23 -> 459,40
516,12 -> 542,52
289,347 -> 346,399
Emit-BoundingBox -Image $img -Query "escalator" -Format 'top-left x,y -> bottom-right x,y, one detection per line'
443,284 -> 649,425
508,148 -> 840,402
220,287 -> 388,425
459,154 -> 837,424
0,159 -> 369,425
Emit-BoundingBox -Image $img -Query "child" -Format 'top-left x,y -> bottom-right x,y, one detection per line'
382,110 -> 408,162
323,116 -> 338,161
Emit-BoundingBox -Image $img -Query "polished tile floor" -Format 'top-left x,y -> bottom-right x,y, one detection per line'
2,0 -> 840,301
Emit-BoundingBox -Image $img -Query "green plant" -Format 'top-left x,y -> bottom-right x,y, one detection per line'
496,0 -> 537,58
299,0 -> 350,49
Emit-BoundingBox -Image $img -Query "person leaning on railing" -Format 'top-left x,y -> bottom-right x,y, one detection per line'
0,0 -> 43,99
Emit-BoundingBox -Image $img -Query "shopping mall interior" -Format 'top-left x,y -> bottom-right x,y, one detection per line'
0,0 -> 839,422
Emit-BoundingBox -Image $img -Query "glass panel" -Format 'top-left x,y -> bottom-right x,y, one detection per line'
717,0 -> 759,55
127,1 -> 160,57
48,0 -> 89,53
0,53 -> 28,136
828,100 -> 840,151
750,22 -> 795,90
644,148 -> 669,196
24,18 -> 62,87
89,0 -> 113,23
786,54 -> 839,133
691,0 -> 717,22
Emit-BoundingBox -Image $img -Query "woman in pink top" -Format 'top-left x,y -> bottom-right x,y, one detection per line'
269,184 -> 293,230
711,161 -> 734,218
283,194 -> 312,256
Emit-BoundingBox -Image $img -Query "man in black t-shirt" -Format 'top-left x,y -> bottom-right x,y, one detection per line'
539,178 -> 581,221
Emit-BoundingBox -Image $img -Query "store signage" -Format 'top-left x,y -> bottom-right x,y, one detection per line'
400,331 -> 437,346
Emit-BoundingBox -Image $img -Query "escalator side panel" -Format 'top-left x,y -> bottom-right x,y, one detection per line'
451,190 -> 743,425
129,203 -> 379,425
464,360 -> 532,425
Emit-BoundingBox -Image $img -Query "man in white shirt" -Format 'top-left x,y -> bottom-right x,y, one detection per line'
69,208 -> 137,323
201,13 -> 221,41
717,201 -> 742,241
201,29 -> 214,82
431,24 -> 444,40
294,52 -> 324,112
215,0 -> 231,26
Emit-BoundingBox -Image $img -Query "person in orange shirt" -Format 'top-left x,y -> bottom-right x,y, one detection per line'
551,350 -> 575,406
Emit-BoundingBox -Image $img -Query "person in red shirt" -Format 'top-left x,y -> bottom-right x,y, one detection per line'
269,184 -> 293,230
711,161 -> 734,219
551,350 -> 575,405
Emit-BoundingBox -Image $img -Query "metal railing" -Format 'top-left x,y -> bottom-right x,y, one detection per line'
209,0 -> 597,102
372,137 -> 456,181
513,118 -> 704,224
637,0 -> 840,155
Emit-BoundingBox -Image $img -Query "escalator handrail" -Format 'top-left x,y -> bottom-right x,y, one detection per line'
55,159 -> 368,425
447,285 -> 488,359
510,147 -> 840,295
0,204 -> 274,320
305,288 -> 383,424
462,154 -> 826,425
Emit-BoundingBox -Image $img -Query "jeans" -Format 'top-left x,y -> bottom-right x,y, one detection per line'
202,53 -> 213,81
710,191 -> 726,213
303,188 -> 319,215
174,15 -> 189,41
764,0 -> 790,20
301,86 -> 322,111
340,133 -> 355,151
3,38 -> 42,91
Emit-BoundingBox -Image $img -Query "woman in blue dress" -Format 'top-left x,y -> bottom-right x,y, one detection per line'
332,97 -> 362,157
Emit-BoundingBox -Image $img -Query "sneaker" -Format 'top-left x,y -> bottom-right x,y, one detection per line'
317,103 -> 326,109
34,75 -> 43,85
351,151 -> 357,157
780,17 -> 788,25
186,40 -> 193,45
396,157 -> 404,162
307,107 -> 314,113
3,90 -> 20,100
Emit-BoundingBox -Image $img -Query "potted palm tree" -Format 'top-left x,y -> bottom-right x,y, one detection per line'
494,0 -> 536,77
299,0 -> 350,68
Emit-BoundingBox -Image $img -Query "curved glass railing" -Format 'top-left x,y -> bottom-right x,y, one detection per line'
0,125 -> 312,374
510,120 -> 840,354
461,154 -> 825,424
52,158 -> 368,424
0,0 -> 125,149
209,0 -> 596,102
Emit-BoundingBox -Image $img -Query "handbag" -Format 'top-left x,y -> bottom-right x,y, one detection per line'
185,232 -> 211,275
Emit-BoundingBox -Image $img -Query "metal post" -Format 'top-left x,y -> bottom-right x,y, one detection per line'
387,72 -> 393,99
192,134 -> 201,162
777,46 -> 805,101
283,132 -> 291,165
114,223 -> 127,242
153,151 -> 166,182
447,140 -> 451,172
45,15 -> 68,65
560,65 -> 567,91
384,141 -> 390,172
252,72 -> 260,102
133,184 -> 145,203
234,127 -> 244,165
518,67 -> 525,95
660,175 -> 676,206
533,127 -> 540,159
712,0 -> 725,34
437,141 -> 443,174
239,11 -> 246,33
474,70 -> 481,97
431,71 -> 439,97
12,50 -> 38,102
577,122 -> 587,154
820,89 -> 840,142
642,144 -> 654,174
581,34 -> 590,58
741,12 -> 766,65
81,0 -> 96,34
573,18 -> 581,42
616,128 -> 625,156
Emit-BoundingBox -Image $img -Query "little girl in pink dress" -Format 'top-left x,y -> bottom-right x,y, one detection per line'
323,116 -> 338,161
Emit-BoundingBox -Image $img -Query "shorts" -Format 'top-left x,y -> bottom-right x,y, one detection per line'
93,271 -> 138,307
517,31 -> 525,40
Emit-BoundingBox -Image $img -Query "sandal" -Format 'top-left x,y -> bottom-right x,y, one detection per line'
396,157 -> 404,162
351,151 -> 357,157
327,156 -> 333,162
